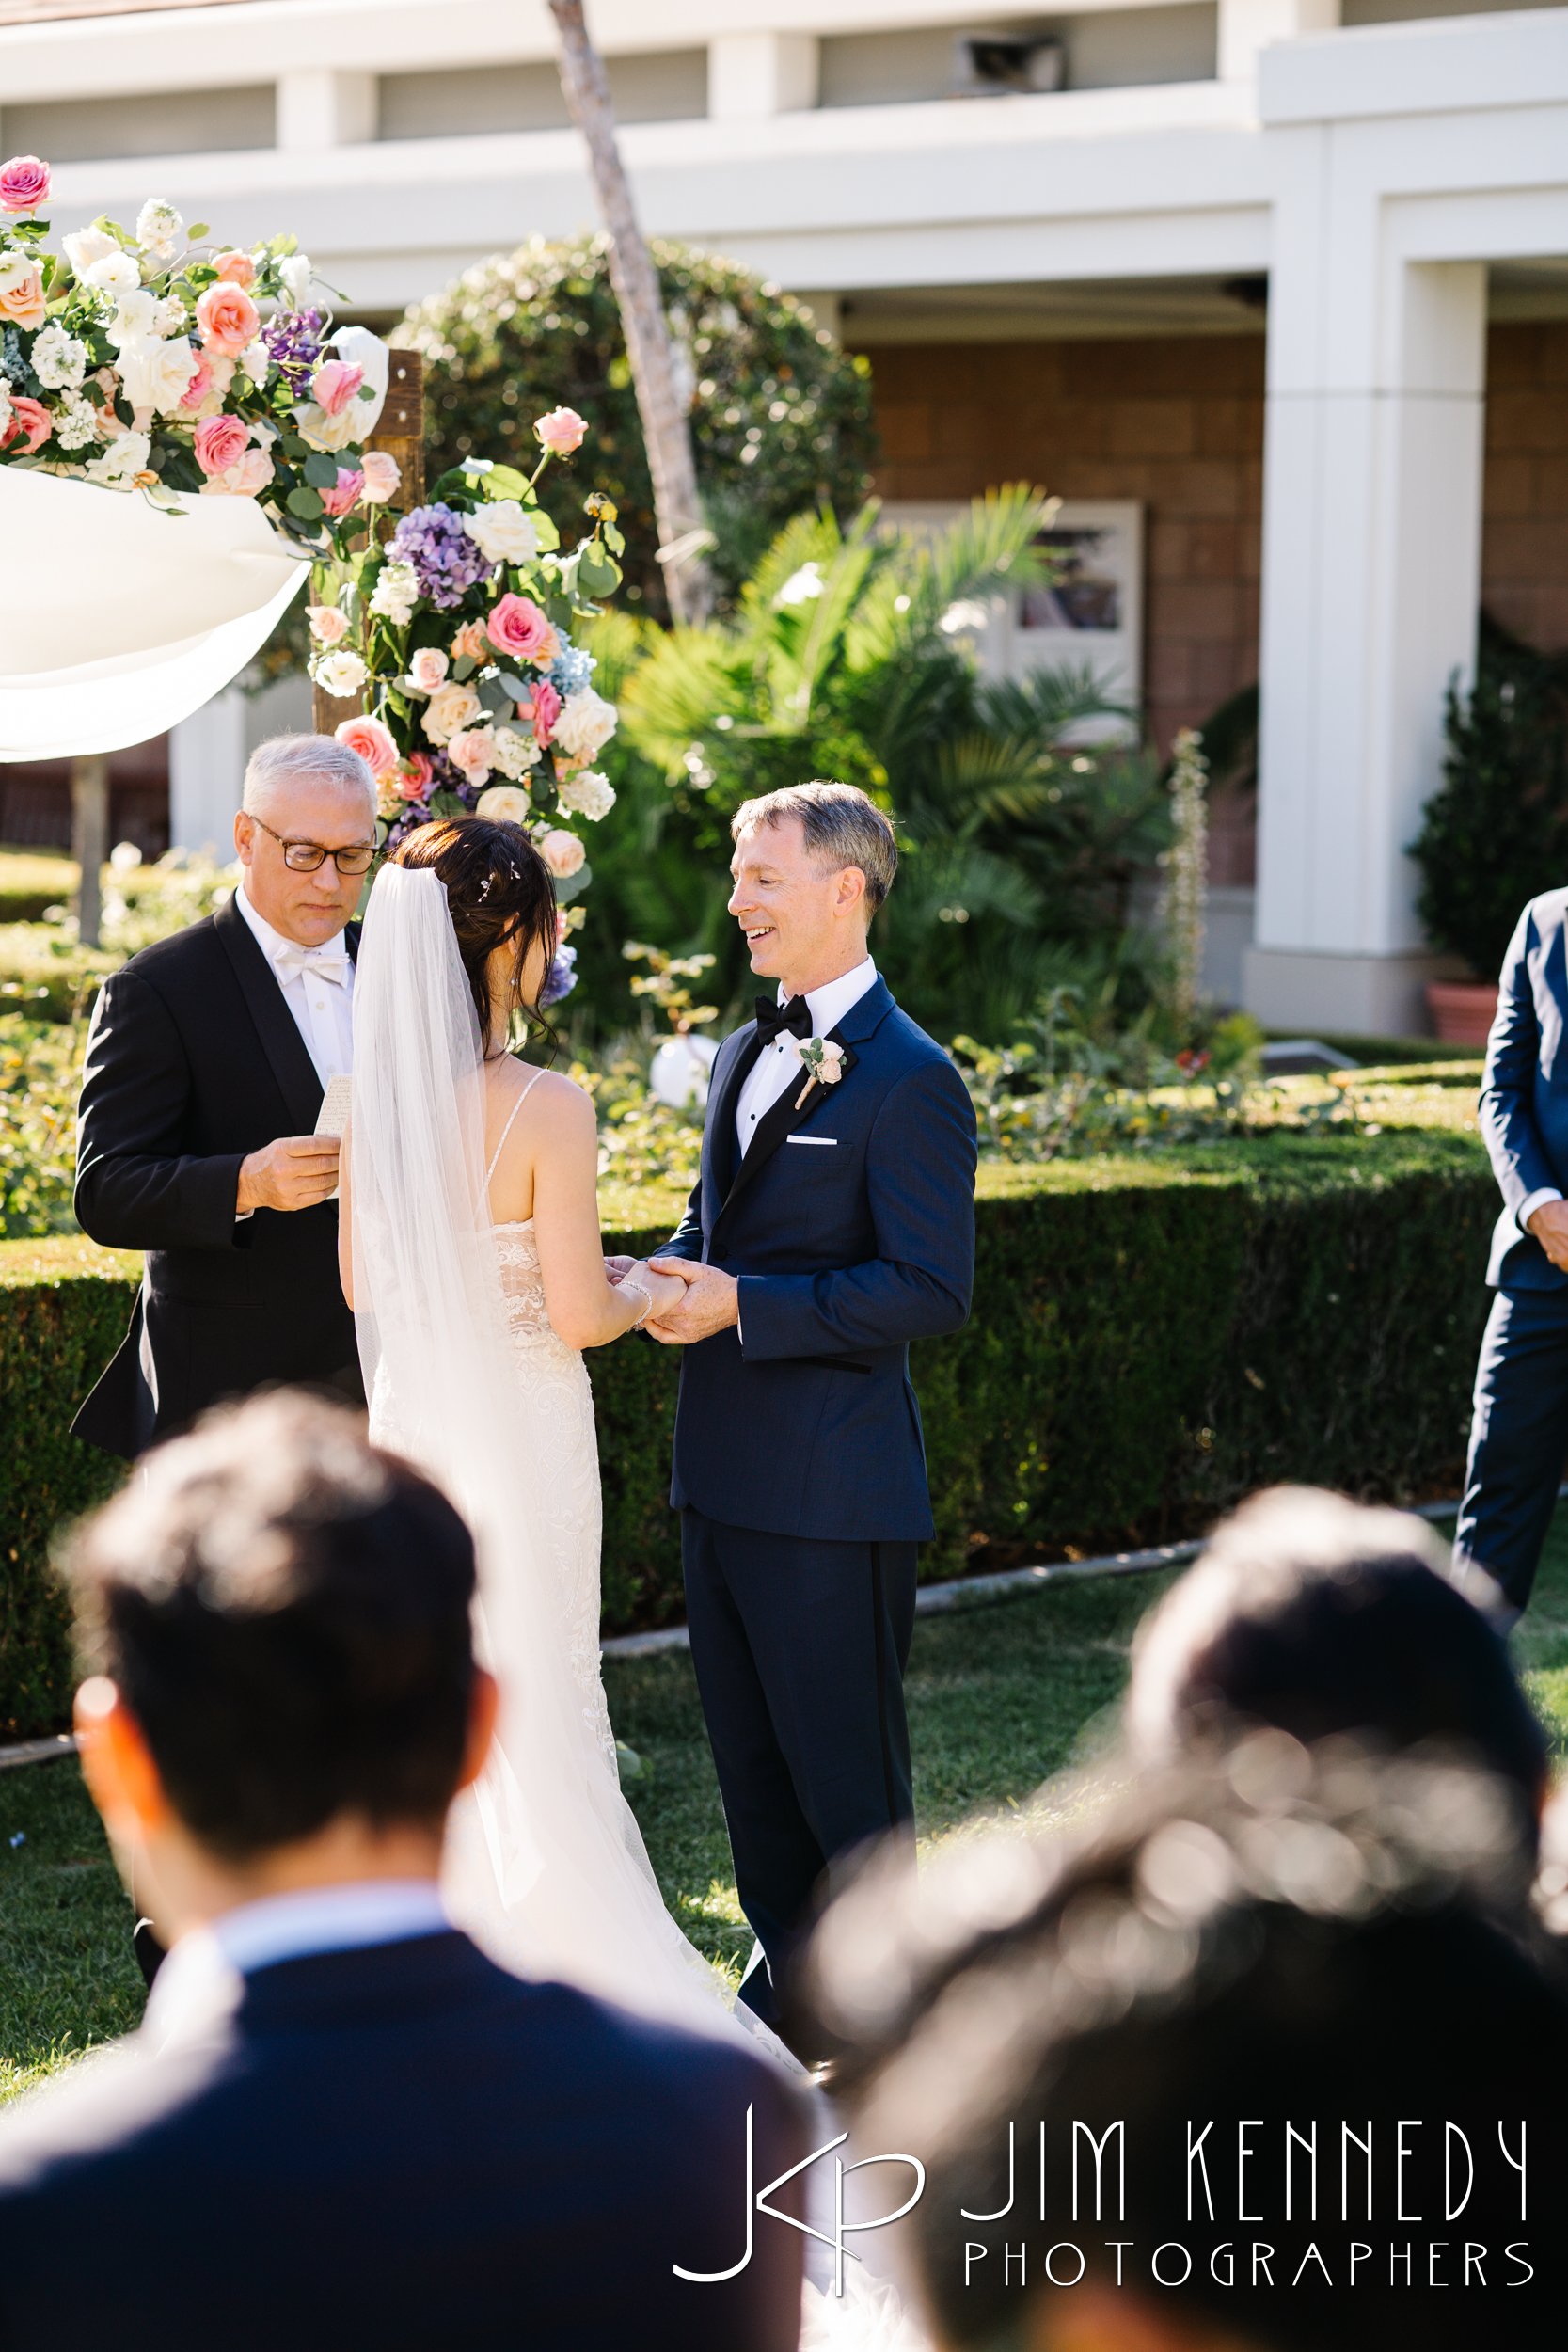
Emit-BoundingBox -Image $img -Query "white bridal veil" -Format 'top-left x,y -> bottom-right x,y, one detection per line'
350,863 -> 726,2032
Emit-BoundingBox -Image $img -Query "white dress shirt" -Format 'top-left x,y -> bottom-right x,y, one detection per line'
235,881 -> 356,1090
144,1880 -> 449,2051
1520,1185 -> 1562,1236
735,956 -> 878,1161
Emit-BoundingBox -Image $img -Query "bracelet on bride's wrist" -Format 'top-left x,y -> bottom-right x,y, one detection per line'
623,1278 -> 653,1330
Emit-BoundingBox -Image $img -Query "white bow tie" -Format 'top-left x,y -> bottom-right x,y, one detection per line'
275,946 -> 349,985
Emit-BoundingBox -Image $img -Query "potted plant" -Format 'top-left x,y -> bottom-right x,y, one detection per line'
1409,622 -> 1568,1044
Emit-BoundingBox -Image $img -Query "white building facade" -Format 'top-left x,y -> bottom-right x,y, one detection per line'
4,0 -> 1568,1030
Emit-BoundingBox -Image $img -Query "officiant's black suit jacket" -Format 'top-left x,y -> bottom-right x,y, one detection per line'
0,1931 -> 805,2350
71,895 -> 361,1458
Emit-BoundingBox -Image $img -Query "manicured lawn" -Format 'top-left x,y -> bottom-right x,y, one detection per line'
5,1505 -> 1567,2095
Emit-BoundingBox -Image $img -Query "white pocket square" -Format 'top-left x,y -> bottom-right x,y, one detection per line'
785,1135 -> 837,1147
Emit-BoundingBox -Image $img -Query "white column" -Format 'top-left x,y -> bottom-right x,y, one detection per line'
708,33 -> 819,120
1245,178 -> 1486,1035
169,689 -> 248,857
276,69 -> 377,151
1218,0 -> 1338,84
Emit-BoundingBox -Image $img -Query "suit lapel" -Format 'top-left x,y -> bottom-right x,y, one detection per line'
214,896 -> 324,1136
712,977 -> 897,1237
706,1023 -> 763,1205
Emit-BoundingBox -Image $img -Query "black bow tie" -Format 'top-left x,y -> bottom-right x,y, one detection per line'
754,993 -> 814,1047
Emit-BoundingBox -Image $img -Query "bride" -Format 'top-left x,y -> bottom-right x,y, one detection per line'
338,813 -> 732,2035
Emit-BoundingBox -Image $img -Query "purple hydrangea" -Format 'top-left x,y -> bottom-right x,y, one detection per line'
261,304 -> 325,381
382,802 -> 433,852
388,503 -> 497,611
540,945 -> 578,1009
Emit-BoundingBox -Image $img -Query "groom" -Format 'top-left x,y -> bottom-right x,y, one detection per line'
644,780 -> 977,2046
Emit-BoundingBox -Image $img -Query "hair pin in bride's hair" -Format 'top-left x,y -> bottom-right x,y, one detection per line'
477,874 -> 492,901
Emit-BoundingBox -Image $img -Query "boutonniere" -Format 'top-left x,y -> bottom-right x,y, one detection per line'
793,1037 -> 847,1110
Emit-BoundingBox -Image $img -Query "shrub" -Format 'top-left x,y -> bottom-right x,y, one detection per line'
0,850 -> 75,927
397,235 -> 878,613
0,1131 -> 1494,1738
1410,619 -> 1568,979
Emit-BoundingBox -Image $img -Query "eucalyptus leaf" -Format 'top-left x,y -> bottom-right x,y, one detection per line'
553,862 -> 593,906
495,673 -> 531,702
286,485 -> 325,521
452,656 -> 477,682
302,451 -> 340,489
431,790 -> 466,819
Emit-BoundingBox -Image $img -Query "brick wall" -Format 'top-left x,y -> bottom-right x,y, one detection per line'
1482,321 -> 1568,652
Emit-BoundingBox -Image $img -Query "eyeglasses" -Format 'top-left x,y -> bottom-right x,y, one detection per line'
249,813 -> 377,877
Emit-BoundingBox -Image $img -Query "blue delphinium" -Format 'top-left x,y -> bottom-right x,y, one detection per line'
389,503 -> 496,611
548,641 -> 596,699
540,944 -> 578,1009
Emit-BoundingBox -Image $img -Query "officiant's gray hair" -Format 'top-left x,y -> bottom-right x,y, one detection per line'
243,734 -> 376,818
731,780 -> 898,912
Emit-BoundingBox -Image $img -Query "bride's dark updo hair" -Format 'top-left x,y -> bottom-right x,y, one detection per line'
391,817 -> 558,1056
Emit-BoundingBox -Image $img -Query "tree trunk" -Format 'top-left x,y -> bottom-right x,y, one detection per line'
547,0 -> 713,626
71,754 -> 109,950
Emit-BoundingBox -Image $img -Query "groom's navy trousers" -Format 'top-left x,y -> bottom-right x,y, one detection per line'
663,977 -> 976,2030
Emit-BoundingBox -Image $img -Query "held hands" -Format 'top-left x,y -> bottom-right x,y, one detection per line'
1527,1200 -> 1568,1273
641,1259 -> 740,1346
236,1135 -> 341,1215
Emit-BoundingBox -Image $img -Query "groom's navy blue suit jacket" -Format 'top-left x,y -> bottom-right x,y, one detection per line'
1481,887 -> 1568,1289
664,977 -> 977,1540
0,1931 -> 803,2351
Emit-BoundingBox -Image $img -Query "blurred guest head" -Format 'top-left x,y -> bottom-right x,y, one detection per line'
66,1392 -> 496,1937
1127,1486 -> 1547,1839
802,1745 -> 1568,2352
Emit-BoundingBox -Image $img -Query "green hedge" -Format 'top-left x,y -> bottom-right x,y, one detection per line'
0,1134 -> 1497,1738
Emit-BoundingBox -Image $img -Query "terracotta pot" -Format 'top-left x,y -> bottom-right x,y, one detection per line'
1426,979 -> 1498,1046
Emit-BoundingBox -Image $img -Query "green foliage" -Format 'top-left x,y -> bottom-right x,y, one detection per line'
397,236 -> 878,614
0,1128 -> 1496,1734
0,850 -> 239,1026
1410,618 -> 1568,978
0,849 -> 75,927
0,1019 -> 80,1237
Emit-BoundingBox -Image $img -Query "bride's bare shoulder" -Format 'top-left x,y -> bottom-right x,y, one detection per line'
503,1063 -> 594,1136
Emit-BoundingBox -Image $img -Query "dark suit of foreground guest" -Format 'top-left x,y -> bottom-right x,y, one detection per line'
0,1934 -> 800,2352
72,895 -> 359,1457
1455,885 -> 1568,1614
665,976 -> 977,2026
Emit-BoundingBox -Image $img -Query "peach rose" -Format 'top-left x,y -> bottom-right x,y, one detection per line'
485,593 -> 558,665
2,395 -> 51,454
308,605 -> 351,647
202,447 -> 275,499
447,727 -> 497,785
336,715 -> 398,775
406,646 -> 449,693
192,412 -> 249,478
539,828 -> 586,878
450,618 -> 490,664
360,449 -> 401,504
421,682 -> 483,745
533,405 -> 587,457
0,155 -> 50,215
320,468 -> 364,518
309,358 -> 364,419
213,249 -> 255,289
0,257 -> 46,332
195,279 -> 261,356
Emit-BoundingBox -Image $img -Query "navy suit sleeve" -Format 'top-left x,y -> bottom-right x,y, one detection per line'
735,1057 -> 976,1360
660,1173 -> 705,1262
73,969 -> 247,1252
1479,903 -> 1559,1220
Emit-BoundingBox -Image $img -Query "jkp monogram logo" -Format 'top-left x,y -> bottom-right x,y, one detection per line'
673,2105 -> 926,2297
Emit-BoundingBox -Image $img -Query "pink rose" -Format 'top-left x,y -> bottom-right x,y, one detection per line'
533,405 -> 587,457
539,828 -> 585,879
195,279 -> 261,356
213,249 -> 255,288
450,619 -> 489,664
203,447 -> 274,499
0,155 -> 50,215
0,262 -> 46,331
336,716 -> 398,774
192,412 -> 249,478
320,467 -> 364,518
360,449 -> 401,504
308,605 -> 351,647
401,752 -> 434,792
522,677 -> 562,746
485,594 -> 558,664
447,727 -> 496,785
179,352 -> 215,411
407,646 -> 449,693
2,395 -> 51,454
309,358 -> 365,419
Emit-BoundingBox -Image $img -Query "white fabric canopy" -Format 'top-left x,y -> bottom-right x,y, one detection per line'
0,466 -> 310,762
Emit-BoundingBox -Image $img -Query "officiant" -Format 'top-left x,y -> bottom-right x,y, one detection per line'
72,734 -> 375,1460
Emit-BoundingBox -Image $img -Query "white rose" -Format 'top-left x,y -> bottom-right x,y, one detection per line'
0,379 -> 11,437
30,325 -> 88,392
550,687 -> 618,764
421,682 -> 483,746
294,399 -> 359,454
557,767 -> 616,822
462,500 -> 539,567
404,646 -> 449,694
135,199 -> 183,260
475,785 -> 531,824
239,337 -> 272,386
64,226 -> 121,279
489,727 -> 542,782
278,254 -> 314,309
0,252 -> 38,299
85,430 -> 151,490
114,334 -> 199,417
108,289 -> 159,343
85,251 -> 142,299
368,562 -> 420,628
310,649 -> 369,699
55,393 -> 103,452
